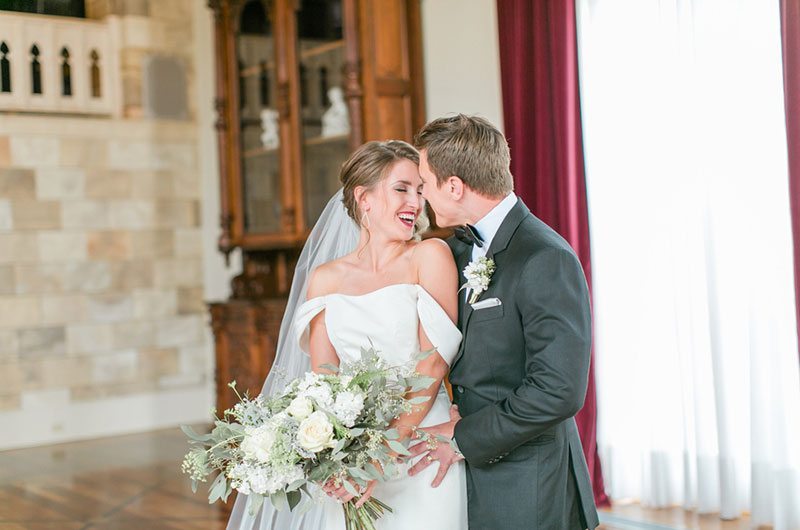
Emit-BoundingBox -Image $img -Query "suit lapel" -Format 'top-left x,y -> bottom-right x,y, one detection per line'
484,198 -> 530,260
452,198 -> 531,367
455,242 -> 472,329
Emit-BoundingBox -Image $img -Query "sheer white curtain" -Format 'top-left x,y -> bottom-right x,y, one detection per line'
576,0 -> 800,527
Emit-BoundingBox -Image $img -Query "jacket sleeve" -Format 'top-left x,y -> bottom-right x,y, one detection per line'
453,247 -> 592,467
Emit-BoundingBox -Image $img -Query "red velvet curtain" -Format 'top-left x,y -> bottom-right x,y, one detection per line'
782,0 -> 800,357
496,0 -> 609,507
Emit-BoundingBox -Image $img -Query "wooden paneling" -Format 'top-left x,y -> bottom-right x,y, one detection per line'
210,298 -> 286,414
372,0 -> 407,79
377,97 -> 410,140
357,0 -> 423,141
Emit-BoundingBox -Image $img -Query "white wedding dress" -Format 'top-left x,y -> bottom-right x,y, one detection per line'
293,283 -> 468,530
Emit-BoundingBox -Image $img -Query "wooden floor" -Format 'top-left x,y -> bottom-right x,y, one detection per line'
0,427 -> 230,529
0,427 -> 757,530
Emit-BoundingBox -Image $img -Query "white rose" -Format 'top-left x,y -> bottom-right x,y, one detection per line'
287,395 -> 313,420
296,411 -> 335,453
240,425 -> 276,463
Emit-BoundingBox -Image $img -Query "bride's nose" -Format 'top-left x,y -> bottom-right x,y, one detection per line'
406,192 -> 420,211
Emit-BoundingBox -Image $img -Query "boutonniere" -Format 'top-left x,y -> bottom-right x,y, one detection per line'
460,256 -> 496,304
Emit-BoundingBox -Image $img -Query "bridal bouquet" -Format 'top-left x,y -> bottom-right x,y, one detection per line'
181,345 -> 435,530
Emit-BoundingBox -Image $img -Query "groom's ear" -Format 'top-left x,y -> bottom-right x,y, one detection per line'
447,176 -> 465,200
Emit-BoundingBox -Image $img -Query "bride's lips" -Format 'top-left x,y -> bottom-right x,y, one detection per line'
397,211 -> 416,228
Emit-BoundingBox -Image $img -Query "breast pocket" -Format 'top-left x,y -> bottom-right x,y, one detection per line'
470,305 -> 504,323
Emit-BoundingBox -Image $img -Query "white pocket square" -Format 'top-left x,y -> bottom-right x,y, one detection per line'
471,297 -> 502,310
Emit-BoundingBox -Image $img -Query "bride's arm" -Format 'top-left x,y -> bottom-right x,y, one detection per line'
306,267 -> 340,374
392,239 -> 459,440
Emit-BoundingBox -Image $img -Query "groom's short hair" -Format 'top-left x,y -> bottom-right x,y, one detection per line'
414,114 -> 513,198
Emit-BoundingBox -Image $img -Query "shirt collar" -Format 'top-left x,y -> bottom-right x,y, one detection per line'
473,193 -> 517,252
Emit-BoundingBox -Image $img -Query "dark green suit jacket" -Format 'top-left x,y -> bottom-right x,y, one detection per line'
449,198 -> 599,530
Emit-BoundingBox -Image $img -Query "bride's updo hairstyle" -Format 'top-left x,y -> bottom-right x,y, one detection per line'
339,140 -> 430,238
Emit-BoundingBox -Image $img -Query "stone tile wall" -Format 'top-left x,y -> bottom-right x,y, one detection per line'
0,120 -> 209,417
0,0 -> 215,447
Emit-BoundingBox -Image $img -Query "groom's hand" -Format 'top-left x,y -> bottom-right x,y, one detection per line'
407,405 -> 464,487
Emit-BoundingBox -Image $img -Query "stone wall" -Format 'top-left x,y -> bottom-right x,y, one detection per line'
0,0 -> 218,449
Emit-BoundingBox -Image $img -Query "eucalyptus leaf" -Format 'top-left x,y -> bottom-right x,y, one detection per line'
181,424 -> 213,443
348,467 -> 371,481
333,438 -> 346,453
208,472 -> 227,503
413,347 -> 436,361
368,448 -> 387,461
287,489 -> 303,510
287,478 -> 305,492
319,363 -> 340,373
383,428 -> 400,440
366,462 -> 383,480
222,481 -> 233,502
342,479 -> 359,497
407,376 -> 436,392
387,440 -> 410,456
247,494 -> 265,517
270,489 -> 288,511
407,396 -> 430,405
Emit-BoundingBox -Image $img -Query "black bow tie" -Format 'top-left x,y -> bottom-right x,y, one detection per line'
454,224 -> 484,248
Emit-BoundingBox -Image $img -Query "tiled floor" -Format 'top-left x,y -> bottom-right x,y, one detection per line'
0,427 -> 760,530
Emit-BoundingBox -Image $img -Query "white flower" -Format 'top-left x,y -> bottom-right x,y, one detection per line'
240,425 -> 277,463
297,372 -> 321,391
302,381 -> 334,409
340,375 -> 353,389
297,411 -> 335,453
278,465 -> 304,488
332,391 -> 364,427
287,395 -> 313,420
462,256 -> 496,304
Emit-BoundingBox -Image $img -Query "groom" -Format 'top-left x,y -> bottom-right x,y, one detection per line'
409,115 -> 600,529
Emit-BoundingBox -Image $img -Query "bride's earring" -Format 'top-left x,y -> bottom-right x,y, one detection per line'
361,209 -> 371,229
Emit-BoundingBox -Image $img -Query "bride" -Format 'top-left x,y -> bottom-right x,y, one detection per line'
227,140 -> 468,530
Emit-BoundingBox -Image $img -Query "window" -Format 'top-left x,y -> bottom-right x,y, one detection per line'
61,47 -> 71,96
30,44 -> 41,94
0,0 -> 85,18
1,42 -> 10,93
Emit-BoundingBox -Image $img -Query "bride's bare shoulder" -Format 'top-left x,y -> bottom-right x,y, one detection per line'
410,238 -> 455,266
307,257 -> 352,298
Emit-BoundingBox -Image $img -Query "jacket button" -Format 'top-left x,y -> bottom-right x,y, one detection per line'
456,386 -> 464,394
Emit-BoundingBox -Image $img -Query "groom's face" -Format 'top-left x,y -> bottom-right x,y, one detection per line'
419,150 -> 459,227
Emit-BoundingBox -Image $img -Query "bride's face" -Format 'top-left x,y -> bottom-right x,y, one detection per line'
361,159 -> 424,242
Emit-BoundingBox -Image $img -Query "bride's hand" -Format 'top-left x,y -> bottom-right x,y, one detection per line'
322,477 -> 376,506
354,480 -> 377,508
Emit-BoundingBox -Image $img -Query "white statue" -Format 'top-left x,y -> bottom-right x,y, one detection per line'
260,108 -> 280,149
321,86 -> 350,137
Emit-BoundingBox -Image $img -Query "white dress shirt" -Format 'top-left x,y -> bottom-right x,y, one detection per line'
471,192 -> 518,261
461,193 -> 517,303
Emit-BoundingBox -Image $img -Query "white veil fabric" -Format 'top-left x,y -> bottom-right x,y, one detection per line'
226,189 -> 359,530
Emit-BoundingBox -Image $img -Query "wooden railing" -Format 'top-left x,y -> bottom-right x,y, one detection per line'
0,12 -> 120,116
